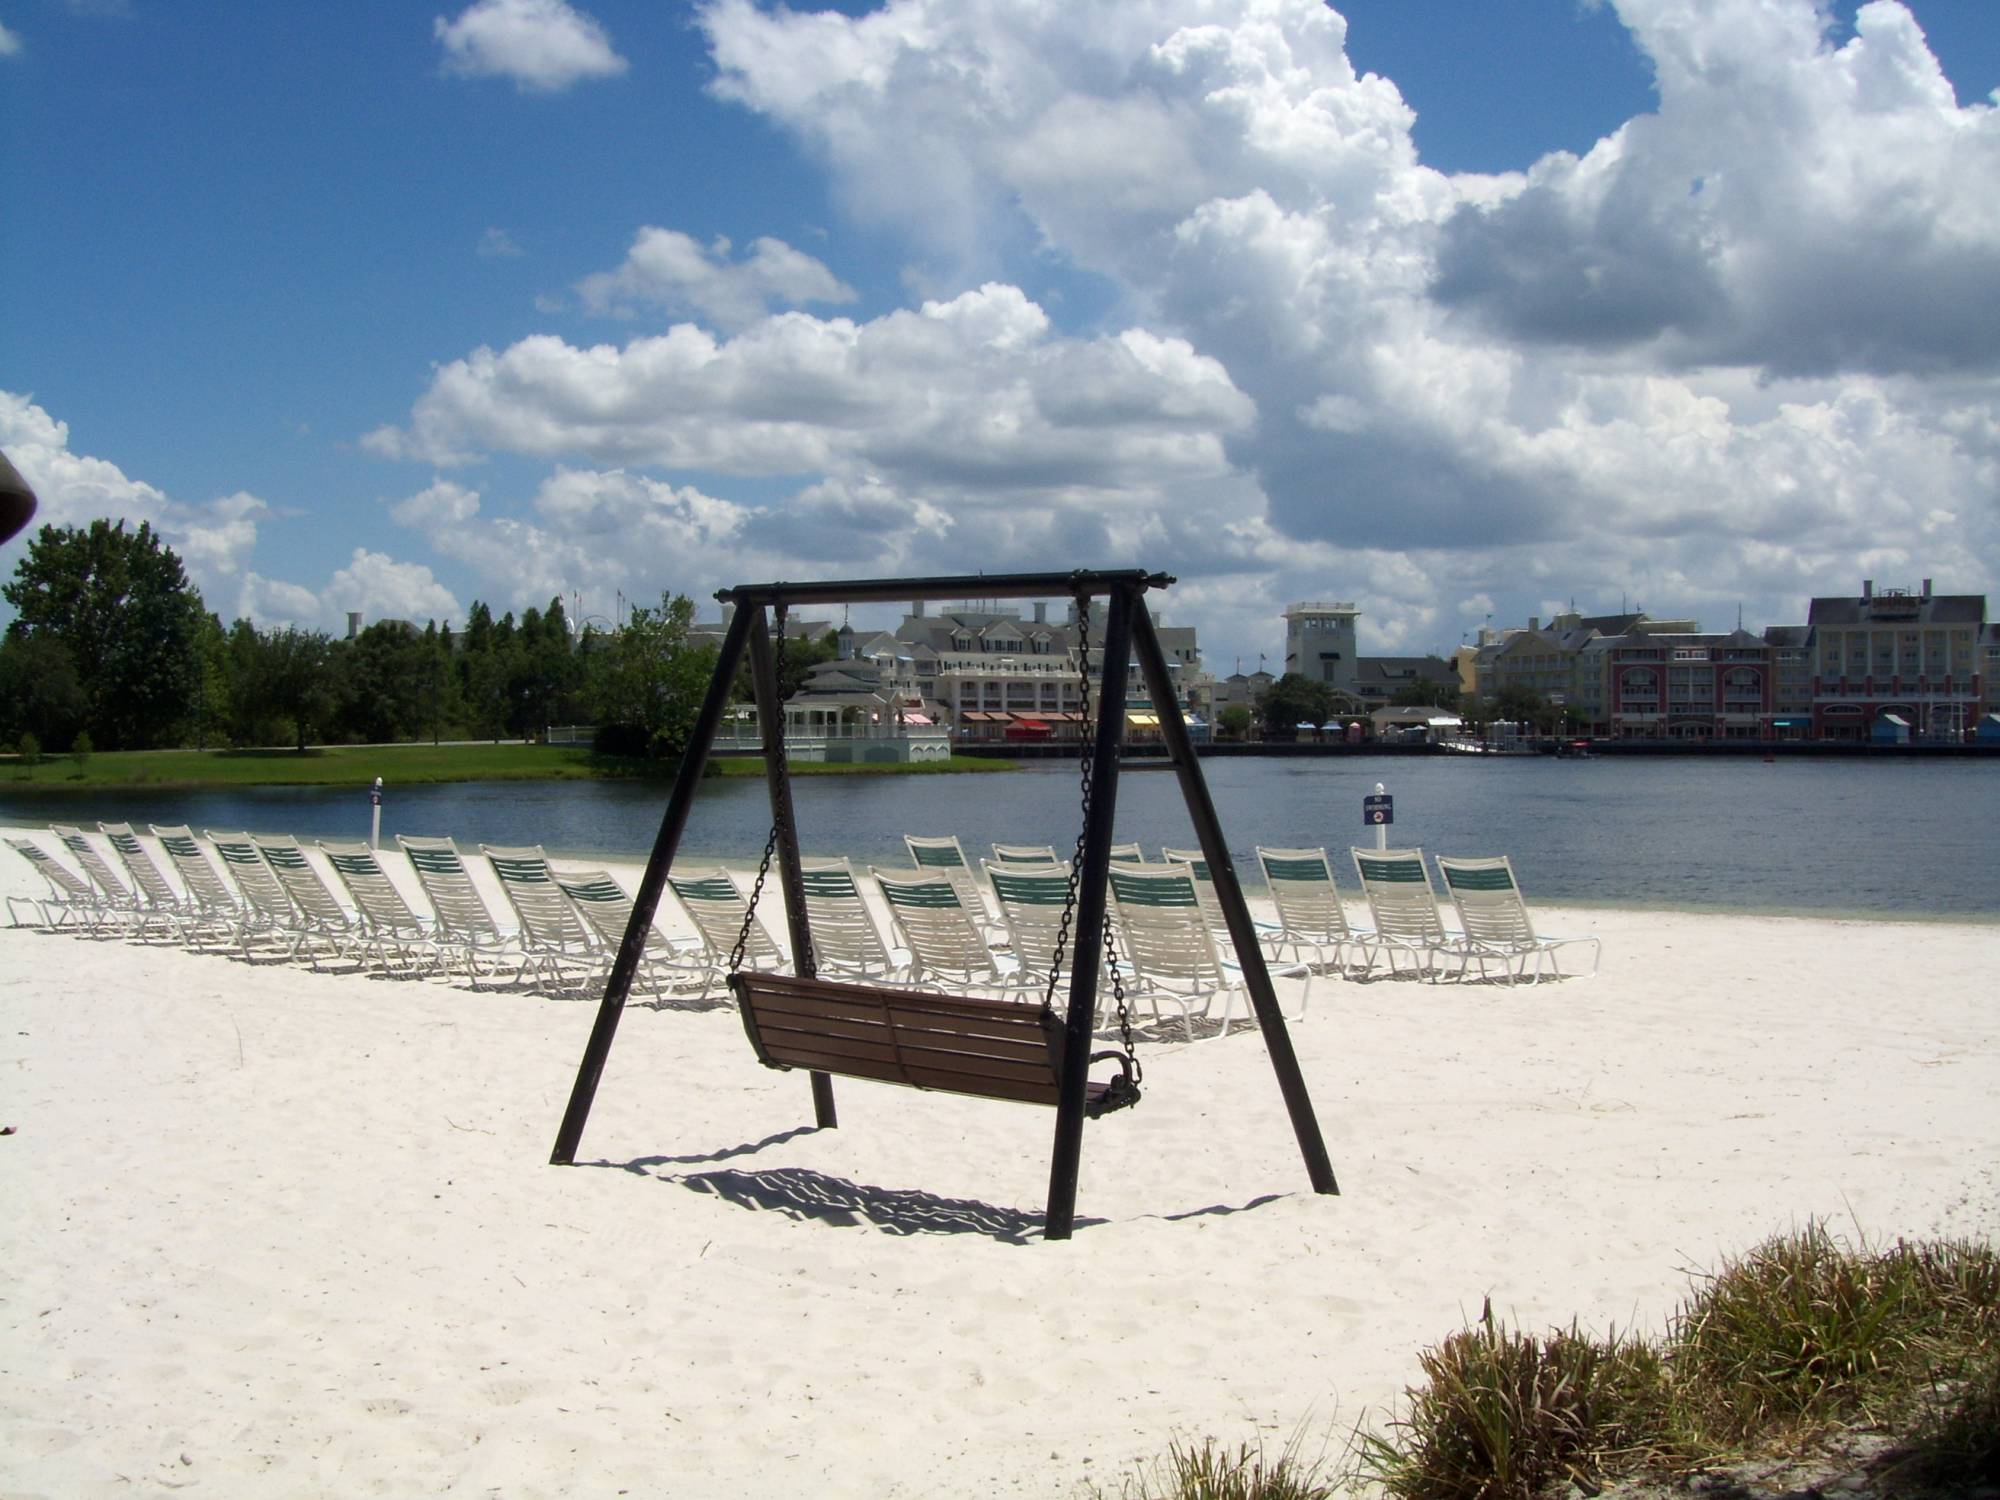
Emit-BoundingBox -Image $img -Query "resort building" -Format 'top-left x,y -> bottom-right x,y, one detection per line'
1804,580 -> 1985,741
1283,603 -> 1358,696
1592,631 -> 1775,739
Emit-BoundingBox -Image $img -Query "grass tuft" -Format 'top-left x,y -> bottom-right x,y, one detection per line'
1360,1301 -> 1664,1500
1113,1435 -> 1336,1500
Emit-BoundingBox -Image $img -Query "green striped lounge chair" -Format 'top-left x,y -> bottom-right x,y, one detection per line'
481,844 -> 604,996
798,858 -> 907,981
152,824 -> 250,951
1109,863 -> 1316,1033
319,839 -> 445,975
1256,846 -> 1374,979
397,834 -> 517,988
1435,855 -> 1599,984
252,832 -> 364,970
205,831 -> 311,961
1349,848 -> 1457,981
551,867 -> 711,1001
663,868 -> 785,1000
903,835 -> 1004,944
872,867 -> 1039,1002
98,822 -> 198,942
51,824 -> 160,939
6,834 -> 101,932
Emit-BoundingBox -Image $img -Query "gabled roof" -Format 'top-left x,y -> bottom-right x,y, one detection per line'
1807,593 -> 1985,626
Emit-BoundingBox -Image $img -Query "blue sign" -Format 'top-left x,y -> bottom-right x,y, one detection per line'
1363,793 -> 1392,826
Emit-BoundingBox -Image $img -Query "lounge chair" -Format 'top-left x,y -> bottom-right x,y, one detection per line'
52,824 -> 162,939
798,858 -> 907,981
99,822 -> 197,940
551,867 -> 710,1000
482,844 -> 605,995
872,867 -> 1040,1001
253,832 -> 364,969
983,859 -> 1119,1020
1435,855 -> 1600,984
397,834 -> 517,987
5,835 -> 100,931
152,825 -> 250,951
319,839 -> 446,975
664,868 -> 785,999
1256,846 -> 1374,979
990,842 -> 1061,865
1349,847 -> 1457,980
206,832 -> 311,961
1107,863 -> 1314,1038
903,834 -> 1004,943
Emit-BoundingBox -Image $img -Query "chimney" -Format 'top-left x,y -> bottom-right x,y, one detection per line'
1033,601 -> 1047,624
1923,578 -> 1933,598
912,600 -> 926,618
346,611 -> 362,640
1528,616 -> 1539,632
1863,579 -> 1873,599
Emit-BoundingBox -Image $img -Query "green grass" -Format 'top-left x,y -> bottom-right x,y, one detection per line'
707,754 -> 1013,777
1348,1224 -> 2000,1500
0,743 -> 1017,791
1121,1226 -> 1997,1500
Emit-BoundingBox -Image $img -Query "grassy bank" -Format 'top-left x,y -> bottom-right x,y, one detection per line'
2,743 -> 1013,791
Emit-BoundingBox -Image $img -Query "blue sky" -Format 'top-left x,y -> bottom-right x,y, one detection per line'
3,0 -> 1997,670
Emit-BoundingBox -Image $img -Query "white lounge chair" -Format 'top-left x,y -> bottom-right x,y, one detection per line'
320,839 -> 446,975
253,832 -> 364,970
798,858 -> 907,981
903,834 -> 1004,943
397,834 -> 517,987
552,867 -> 710,1000
1105,864 -> 1249,1037
664,868 -> 785,999
205,831 -> 310,961
52,824 -> 162,939
1436,855 -> 1600,984
1349,847 -> 1457,980
482,844 -> 604,995
152,825 -> 250,951
1256,846 -> 1374,979
99,822 -> 196,941
990,842 -> 1061,865
873,867 -> 1039,1001
5,835 -> 100,932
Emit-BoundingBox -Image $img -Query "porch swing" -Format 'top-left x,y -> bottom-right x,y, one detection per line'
549,569 -> 1336,1240
724,590 -> 1144,1120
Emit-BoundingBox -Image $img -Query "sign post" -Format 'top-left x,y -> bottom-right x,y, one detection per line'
1363,783 -> 1392,852
370,776 -> 384,851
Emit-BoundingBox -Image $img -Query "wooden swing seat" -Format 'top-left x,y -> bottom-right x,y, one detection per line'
729,972 -> 1131,1112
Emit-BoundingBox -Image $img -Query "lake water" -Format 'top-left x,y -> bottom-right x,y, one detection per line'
5,756 -> 1995,920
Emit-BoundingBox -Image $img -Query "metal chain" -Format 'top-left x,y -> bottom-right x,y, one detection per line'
730,604 -> 804,974
1041,595 -> 1138,1075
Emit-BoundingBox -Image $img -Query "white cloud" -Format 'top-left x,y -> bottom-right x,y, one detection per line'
0,19 -> 22,56
367,0 -> 2000,667
575,228 -> 857,330
325,549 -> 463,627
434,0 -> 626,94
477,227 -> 525,259
0,391 -> 266,605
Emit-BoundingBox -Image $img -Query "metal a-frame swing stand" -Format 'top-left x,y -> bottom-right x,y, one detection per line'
550,568 -> 1338,1241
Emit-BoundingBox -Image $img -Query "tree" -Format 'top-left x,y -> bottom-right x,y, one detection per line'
1257,673 -> 1337,738
333,621 -> 431,743
0,631 -> 88,751
231,625 -> 334,750
2,519 -> 206,748
589,592 -> 714,759
1217,704 -> 1253,741
1493,684 -> 1561,735
1391,676 -> 1459,711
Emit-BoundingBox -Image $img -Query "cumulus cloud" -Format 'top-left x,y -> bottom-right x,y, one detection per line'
1434,0 -> 2000,378
325,549 -> 463,627
366,0 -> 2000,664
576,228 -> 857,330
0,391 -> 266,604
435,0 -> 626,93
0,20 -> 22,56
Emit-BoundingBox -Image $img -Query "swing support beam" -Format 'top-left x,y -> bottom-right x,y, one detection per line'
549,568 -> 1337,1240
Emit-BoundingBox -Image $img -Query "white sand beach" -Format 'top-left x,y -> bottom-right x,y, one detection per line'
2,829 -> 1996,1498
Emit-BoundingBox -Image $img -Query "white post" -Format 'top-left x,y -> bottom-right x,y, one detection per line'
1374,782 -> 1387,852
370,776 -> 384,850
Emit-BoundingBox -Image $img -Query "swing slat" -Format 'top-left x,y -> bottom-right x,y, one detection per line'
730,972 -> 1119,1112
